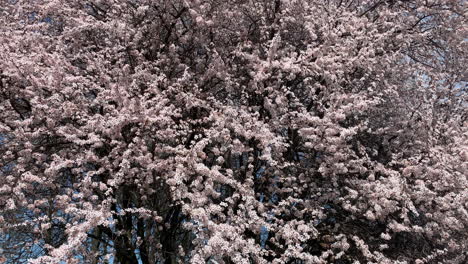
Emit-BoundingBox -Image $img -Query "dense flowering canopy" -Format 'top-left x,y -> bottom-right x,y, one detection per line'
0,0 -> 467,263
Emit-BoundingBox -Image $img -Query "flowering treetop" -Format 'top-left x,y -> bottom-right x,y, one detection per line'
0,0 -> 466,263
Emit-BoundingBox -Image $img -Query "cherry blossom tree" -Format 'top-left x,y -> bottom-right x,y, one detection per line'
0,0 -> 466,263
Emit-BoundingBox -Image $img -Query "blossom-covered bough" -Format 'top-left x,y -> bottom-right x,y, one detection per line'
0,0 -> 466,263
